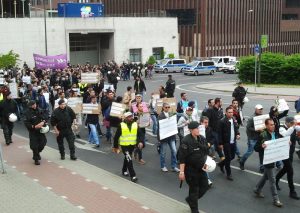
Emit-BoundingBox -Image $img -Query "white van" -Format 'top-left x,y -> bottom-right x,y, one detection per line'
183,60 -> 216,76
154,58 -> 186,73
210,56 -> 237,72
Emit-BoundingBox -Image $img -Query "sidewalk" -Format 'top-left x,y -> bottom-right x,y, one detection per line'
0,132 -> 191,213
196,81 -> 300,101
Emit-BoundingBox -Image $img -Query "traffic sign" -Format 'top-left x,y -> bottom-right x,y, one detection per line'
254,45 -> 260,55
261,35 -> 268,48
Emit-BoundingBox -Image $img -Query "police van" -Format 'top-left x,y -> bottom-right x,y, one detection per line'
210,56 -> 236,72
183,60 -> 216,76
154,58 -> 186,73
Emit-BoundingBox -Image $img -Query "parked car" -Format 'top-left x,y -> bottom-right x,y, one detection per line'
223,61 -> 240,74
154,58 -> 186,73
183,60 -> 216,76
210,56 -> 236,72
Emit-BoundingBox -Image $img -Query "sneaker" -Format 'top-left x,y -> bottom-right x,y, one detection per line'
131,176 -> 138,183
122,172 -> 129,177
239,162 -> 245,171
161,167 -> 168,172
208,179 -> 213,187
95,144 -> 100,148
253,189 -> 265,198
273,200 -> 283,208
172,167 -> 180,173
290,191 -> 300,200
227,175 -> 234,181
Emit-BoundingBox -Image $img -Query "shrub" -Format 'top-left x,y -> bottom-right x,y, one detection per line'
147,56 -> 156,65
0,50 -> 20,69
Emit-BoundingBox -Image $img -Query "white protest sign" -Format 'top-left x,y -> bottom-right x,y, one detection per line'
199,125 -> 206,138
8,82 -> 19,98
277,99 -> 289,112
43,92 -> 50,103
138,113 -> 151,128
263,137 -> 290,165
67,97 -> 83,114
81,72 -> 99,84
159,115 -> 178,140
82,103 -> 101,114
183,126 -> 189,136
110,102 -> 126,117
254,114 -> 270,131
0,77 -> 4,85
103,84 -> 115,91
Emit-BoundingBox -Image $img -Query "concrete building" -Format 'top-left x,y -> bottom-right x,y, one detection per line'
101,0 -> 300,59
0,17 -> 178,67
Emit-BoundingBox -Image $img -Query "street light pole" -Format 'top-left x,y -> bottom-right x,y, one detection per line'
14,0 -> 17,18
21,0 -> 25,17
43,0 -> 48,55
1,0 -> 3,18
257,0 -> 264,87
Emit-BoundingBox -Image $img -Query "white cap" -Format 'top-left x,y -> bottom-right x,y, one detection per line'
124,112 -> 133,118
255,104 -> 263,110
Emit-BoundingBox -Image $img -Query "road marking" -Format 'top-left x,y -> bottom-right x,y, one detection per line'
12,166 -> 16,169
22,172 -> 27,175
47,160 -> 52,163
33,179 -> 39,182
46,186 -> 52,190
102,186 -> 108,190
71,172 -> 77,175
85,178 -> 91,182
61,195 -> 68,199
231,165 -> 300,187
120,195 -> 127,199
58,166 -> 64,169
77,205 -> 85,210
141,206 -> 150,210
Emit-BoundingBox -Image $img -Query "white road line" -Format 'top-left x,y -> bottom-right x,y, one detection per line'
102,186 -> 108,190
176,83 -> 233,97
71,172 -> 77,175
22,172 -> 27,175
46,187 -> 52,190
11,166 -> 16,169
61,195 -> 68,199
141,206 -> 150,210
58,166 -> 64,169
77,205 -> 85,210
85,179 -> 91,182
120,195 -> 127,199
231,165 -> 300,187
33,179 -> 39,182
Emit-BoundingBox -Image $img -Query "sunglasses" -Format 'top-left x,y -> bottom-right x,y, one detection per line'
164,106 -> 170,109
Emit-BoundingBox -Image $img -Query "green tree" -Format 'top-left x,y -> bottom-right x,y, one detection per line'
0,50 -> 20,69
147,56 -> 156,65
167,53 -> 175,59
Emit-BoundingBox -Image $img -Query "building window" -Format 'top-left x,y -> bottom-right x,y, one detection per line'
70,38 -> 98,52
282,14 -> 298,20
152,47 -> 164,60
166,9 -> 196,25
286,0 -> 300,7
129,49 -> 142,62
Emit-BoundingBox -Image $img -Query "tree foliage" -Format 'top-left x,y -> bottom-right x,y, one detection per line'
0,50 -> 20,69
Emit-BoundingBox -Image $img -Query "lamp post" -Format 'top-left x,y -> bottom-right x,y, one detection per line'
257,0 -> 264,87
28,2 -> 31,18
21,0 -> 25,17
1,0 -> 3,18
14,0 -> 17,18
43,0 -> 48,55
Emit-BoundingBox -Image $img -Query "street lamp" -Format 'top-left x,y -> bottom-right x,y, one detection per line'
14,0 -> 17,18
43,0 -> 48,55
21,0 -> 25,17
1,0 -> 3,18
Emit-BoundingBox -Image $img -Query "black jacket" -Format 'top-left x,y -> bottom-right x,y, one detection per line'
206,106 -> 224,131
0,99 -> 18,122
86,114 -> 99,125
50,106 -> 76,130
178,134 -> 209,172
218,116 -> 240,145
254,130 -> 281,168
134,80 -> 146,93
232,86 -> 246,103
269,109 -> 289,135
165,79 -> 175,94
246,113 -> 261,140
24,107 -> 45,134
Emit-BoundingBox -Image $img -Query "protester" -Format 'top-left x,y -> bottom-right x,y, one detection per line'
133,76 -> 146,96
165,74 -> 176,98
232,81 -> 247,110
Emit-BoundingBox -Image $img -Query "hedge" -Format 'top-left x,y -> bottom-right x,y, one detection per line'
238,52 -> 300,85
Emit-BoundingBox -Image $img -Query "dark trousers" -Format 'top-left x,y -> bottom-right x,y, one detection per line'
276,159 -> 295,192
2,121 -> 14,144
56,129 -> 75,156
219,143 -> 236,176
121,145 -> 136,177
212,131 -> 224,158
186,171 -> 209,213
134,128 -> 146,160
30,133 -> 47,160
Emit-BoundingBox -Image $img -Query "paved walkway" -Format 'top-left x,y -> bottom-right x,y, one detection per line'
196,81 -> 300,101
0,132 -> 190,213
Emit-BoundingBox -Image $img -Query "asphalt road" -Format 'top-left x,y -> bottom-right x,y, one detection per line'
12,72 -> 300,213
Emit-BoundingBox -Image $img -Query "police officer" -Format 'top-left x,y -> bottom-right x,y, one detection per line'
50,99 -> 77,160
178,121 -> 210,213
0,91 -> 18,145
24,100 -> 47,165
112,112 -> 142,183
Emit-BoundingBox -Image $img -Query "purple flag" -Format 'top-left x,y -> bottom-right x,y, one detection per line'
33,54 -> 68,69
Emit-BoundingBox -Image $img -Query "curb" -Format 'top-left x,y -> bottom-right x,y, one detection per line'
195,85 -> 299,98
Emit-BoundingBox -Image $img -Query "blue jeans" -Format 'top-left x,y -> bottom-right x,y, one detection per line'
160,139 -> 177,169
88,124 -> 100,145
150,114 -> 158,135
240,139 -> 256,164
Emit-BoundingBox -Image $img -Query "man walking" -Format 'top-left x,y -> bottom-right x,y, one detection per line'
232,81 -> 247,110
239,104 -> 264,171
24,100 -> 47,165
113,112 -> 141,183
254,119 -> 283,207
51,99 -> 77,160
134,76 -> 147,96
218,106 -> 240,180
165,75 -> 176,98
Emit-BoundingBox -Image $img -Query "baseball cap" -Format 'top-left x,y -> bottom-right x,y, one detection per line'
124,112 -> 133,118
255,104 -> 263,110
188,121 -> 200,129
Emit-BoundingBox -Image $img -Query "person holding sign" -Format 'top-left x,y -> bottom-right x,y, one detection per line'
86,96 -> 101,148
112,112 -> 141,183
177,121 -> 210,213
217,106 -> 240,181
275,117 -> 300,200
177,107 -> 195,144
254,118 -> 283,207
157,103 -> 180,172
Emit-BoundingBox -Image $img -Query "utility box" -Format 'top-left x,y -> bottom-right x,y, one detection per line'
58,3 -> 104,18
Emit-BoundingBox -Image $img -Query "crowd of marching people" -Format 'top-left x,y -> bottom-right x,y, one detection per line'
1,61 -> 300,213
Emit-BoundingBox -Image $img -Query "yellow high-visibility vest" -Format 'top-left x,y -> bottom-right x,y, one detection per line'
78,83 -> 87,94
0,93 -> 3,101
119,122 -> 138,146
